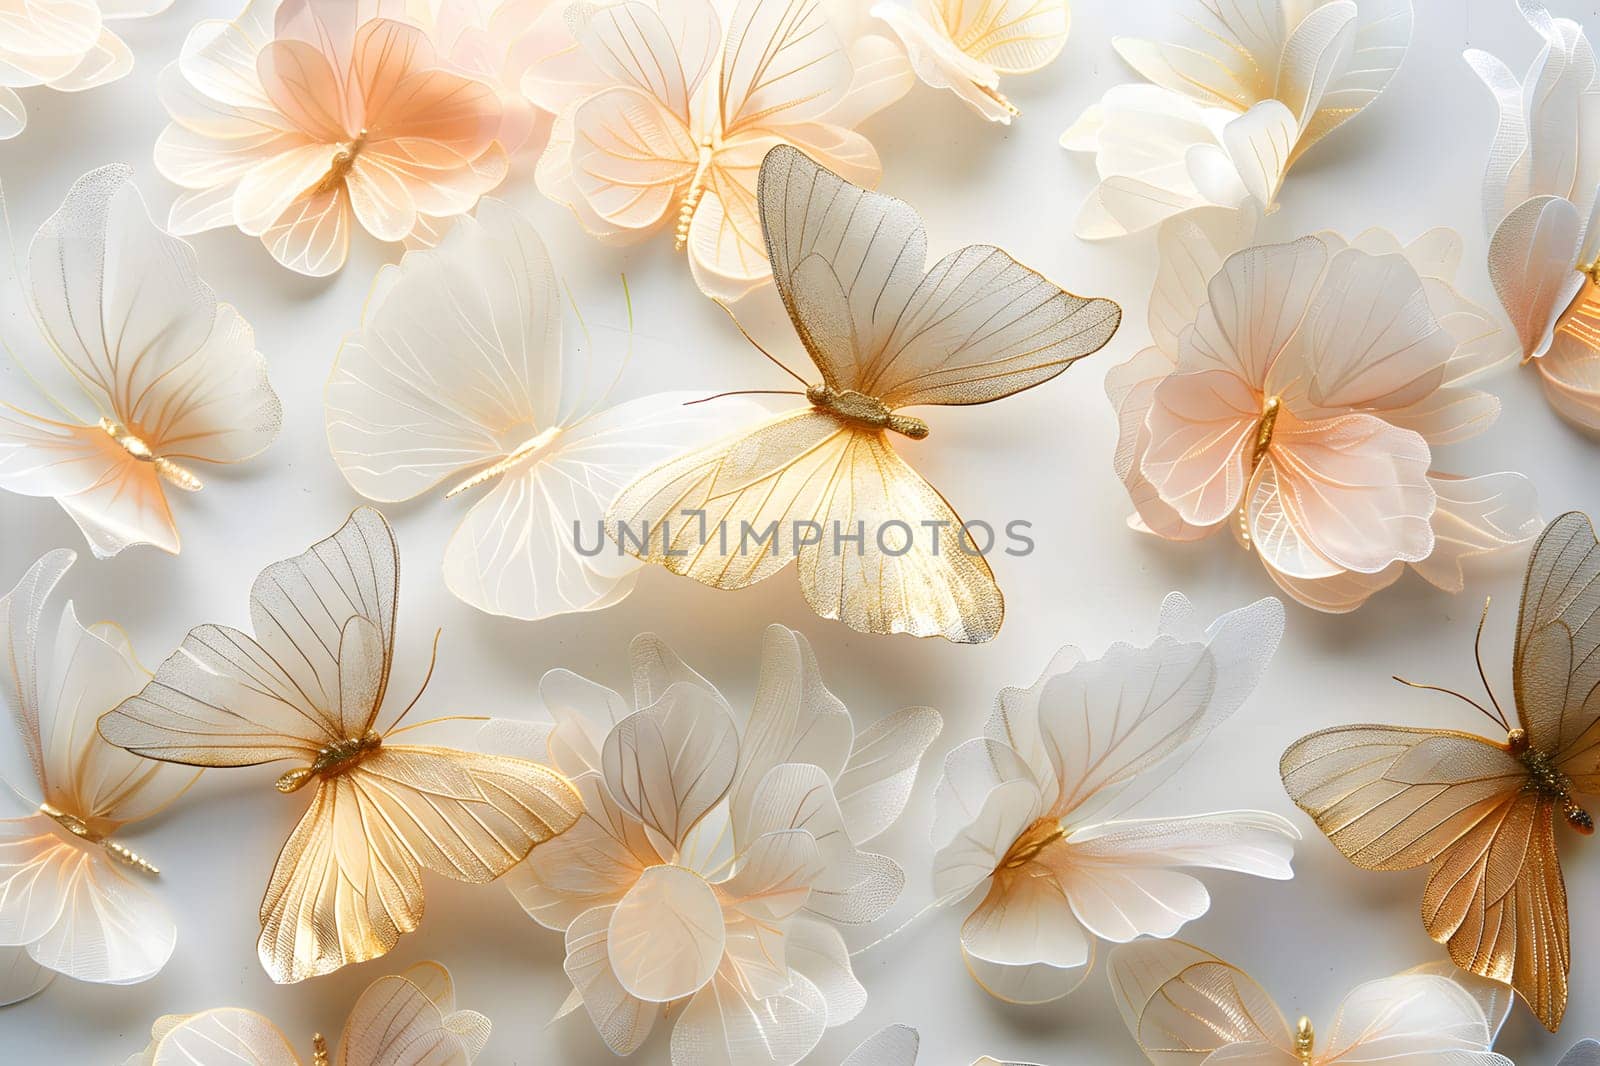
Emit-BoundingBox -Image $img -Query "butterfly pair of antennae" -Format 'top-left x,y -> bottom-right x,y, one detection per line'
682,300 -> 812,407
1393,597 -> 1513,733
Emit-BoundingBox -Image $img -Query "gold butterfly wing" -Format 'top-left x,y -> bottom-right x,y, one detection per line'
1280,721 -> 1569,1030
1512,510 -> 1600,797
609,146 -> 1120,641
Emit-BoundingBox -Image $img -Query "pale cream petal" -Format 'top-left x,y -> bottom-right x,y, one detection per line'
929,738 -> 1039,854
1149,205 -> 1260,359
930,776 -> 1040,900
959,859 -> 1090,970
1409,471 -> 1541,593
719,0 -> 851,132
600,684 -> 739,852
1179,237 -> 1328,386
1536,329 -> 1600,433
1271,1 -> 1355,128
1321,973 -> 1508,1063
509,772 -> 657,931
688,136 -> 785,301
260,182 -> 352,277
1139,368 -> 1258,528
786,917 -> 865,1027
1486,194 -> 1584,359
1219,100 -> 1296,209
564,904 -> 662,1055
1107,939 -> 1293,1064
568,85 -> 697,232
669,963 -> 827,1066
607,864 -> 724,1002
146,1008 -> 300,1066
834,705 -> 941,846
872,4 -> 1015,123
842,1024 -> 919,1066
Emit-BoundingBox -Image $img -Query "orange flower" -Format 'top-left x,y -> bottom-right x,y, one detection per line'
156,0 -> 511,276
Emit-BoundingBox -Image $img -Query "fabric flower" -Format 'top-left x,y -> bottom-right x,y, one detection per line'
1109,213 -> 1540,612
497,624 -> 941,1065
155,0 -> 513,276
1468,2 -> 1600,432
523,0 -> 911,300
0,0 -> 171,140
842,1025 -> 1042,1066
930,594 -> 1295,1004
871,0 -> 1069,123
1062,0 -> 1412,239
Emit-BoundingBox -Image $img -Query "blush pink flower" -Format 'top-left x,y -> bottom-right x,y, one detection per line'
1110,215 -> 1540,612
155,0 -> 512,276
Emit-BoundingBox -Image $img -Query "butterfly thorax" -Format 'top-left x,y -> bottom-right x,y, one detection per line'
99,418 -> 202,491
674,139 -> 719,251
311,1032 -> 329,1066
444,425 -> 563,498
999,817 -> 1065,871
1510,728 -> 1595,833
1555,259 -> 1600,356
1294,1017 -> 1315,1065
1236,395 -> 1282,550
274,731 -> 383,794
38,801 -> 160,875
316,129 -> 370,196
807,384 -> 929,439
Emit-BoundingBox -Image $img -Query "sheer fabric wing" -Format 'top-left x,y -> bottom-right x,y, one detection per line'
1281,725 -> 1570,1029
798,428 -> 1001,641
143,1007 -> 301,1066
757,145 -> 1121,406
1107,939 -> 1292,1065
339,970 -> 475,1066
98,509 -> 399,764
1513,511 -> 1600,786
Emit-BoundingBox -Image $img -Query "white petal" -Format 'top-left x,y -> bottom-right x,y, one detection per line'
786,917 -> 865,1028
601,683 -> 739,851
842,1024 -> 919,1066
834,705 -> 941,845
1322,973 -> 1510,1063
670,965 -> 827,1066
930,777 -> 1040,901
608,864 -> 724,1002
563,904 -> 660,1055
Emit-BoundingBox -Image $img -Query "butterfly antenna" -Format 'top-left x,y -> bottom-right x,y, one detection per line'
683,388 -> 805,405
1472,597 -> 1512,731
1392,675 -> 1507,731
386,628 -> 443,732
712,299 -> 807,385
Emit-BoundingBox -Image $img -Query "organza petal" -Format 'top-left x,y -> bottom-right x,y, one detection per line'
608,864 -> 724,1003
1140,369 -> 1257,528
1409,472 -> 1541,593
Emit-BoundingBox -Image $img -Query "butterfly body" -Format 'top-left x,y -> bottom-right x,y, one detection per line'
1509,731 -> 1595,833
36,801 -> 160,877
806,385 -> 929,439
273,732 -> 385,795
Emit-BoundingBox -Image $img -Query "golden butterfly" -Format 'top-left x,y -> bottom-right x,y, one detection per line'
1282,511 -> 1600,1031
607,145 -> 1122,643
97,507 -> 583,983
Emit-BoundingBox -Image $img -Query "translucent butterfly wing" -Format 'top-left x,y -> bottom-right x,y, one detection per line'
1319,972 -> 1512,1064
140,1007 -> 302,1066
1107,939 -> 1293,1065
935,0 -> 1071,75
326,204 -> 563,504
339,966 -> 487,1066
758,145 -> 1121,407
0,549 -> 72,803
1513,511 -> 1600,787
1280,725 -> 1569,1030
718,0 -> 852,136
99,508 -> 398,765
258,745 -> 580,984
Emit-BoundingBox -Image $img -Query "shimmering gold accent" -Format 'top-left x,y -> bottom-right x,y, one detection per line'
312,1032 -> 329,1066
99,418 -> 202,491
39,802 -> 159,876
315,130 -> 369,195
807,384 -> 930,439
1555,268 -> 1600,353
999,817 -> 1064,870
274,731 -> 383,793
975,82 -> 1019,117
1294,1017 -> 1314,1064
1518,743 -> 1594,833
675,142 -> 716,251
443,426 -> 562,498
1236,396 -> 1282,552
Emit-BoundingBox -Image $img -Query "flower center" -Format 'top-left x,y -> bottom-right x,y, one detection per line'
316,129 -> 370,195
443,426 -> 563,498
274,731 -> 383,793
1554,261 -> 1600,355
99,418 -> 202,491
1236,395 -> 1282,550
1000,817 -> 1064,871
807,384 -> 929,439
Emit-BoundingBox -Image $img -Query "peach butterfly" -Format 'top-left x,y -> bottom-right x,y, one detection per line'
523,0 -> 912,300
0,0 -> 171,140
1107,209 -> 1540,613
155,0 -> 516,276
485,624 -> 941,1066
930,594 -> 1297,1004
1467,2 -> 1600,433
1063,0 -> 1412,239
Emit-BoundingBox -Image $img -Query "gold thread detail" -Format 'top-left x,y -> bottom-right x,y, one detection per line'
274,732 -> 383,793
99,418 -> 201,491
444,427 -> 563,498
39,802 -> 159,876
807,384 -> 929,439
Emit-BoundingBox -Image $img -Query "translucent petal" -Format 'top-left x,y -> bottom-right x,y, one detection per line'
601,684 -> 739,851
607,864 -> 724,1002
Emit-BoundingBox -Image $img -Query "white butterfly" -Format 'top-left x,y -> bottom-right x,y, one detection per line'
325,198 -> 757,621
122,959 -> 489,1065
1109,939 -> 1513,1065
0,550 -> 197,1004
930,593 -> 1296,1002
0,165 -> 280,557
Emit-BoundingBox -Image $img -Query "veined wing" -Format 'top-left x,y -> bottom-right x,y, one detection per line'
99,509 -> 401,763
939,0 -> 1071,74
606,408 -> 858,590
1107,939 -> 1293,1066
0,550 -> 73,803
1513,512 -> 1600,789
21,165 -> 278,463
326,202 -> 564,504
719,0 -> 851,136
1281,725 -> 1570,1030
339,964 -> 490,1066
757,145 -> 1120,408
258,746 -> 579,983
137,1007 -> 302,1066
798,428 -> 1001,641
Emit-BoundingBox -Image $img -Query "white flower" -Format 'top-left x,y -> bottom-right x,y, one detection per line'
931,594 -> 1296,1003
1063,0 -> 1412,238
498,625 -> 941,1065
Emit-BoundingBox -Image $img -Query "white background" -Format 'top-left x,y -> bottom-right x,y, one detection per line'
1,0 -> 1597,1062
